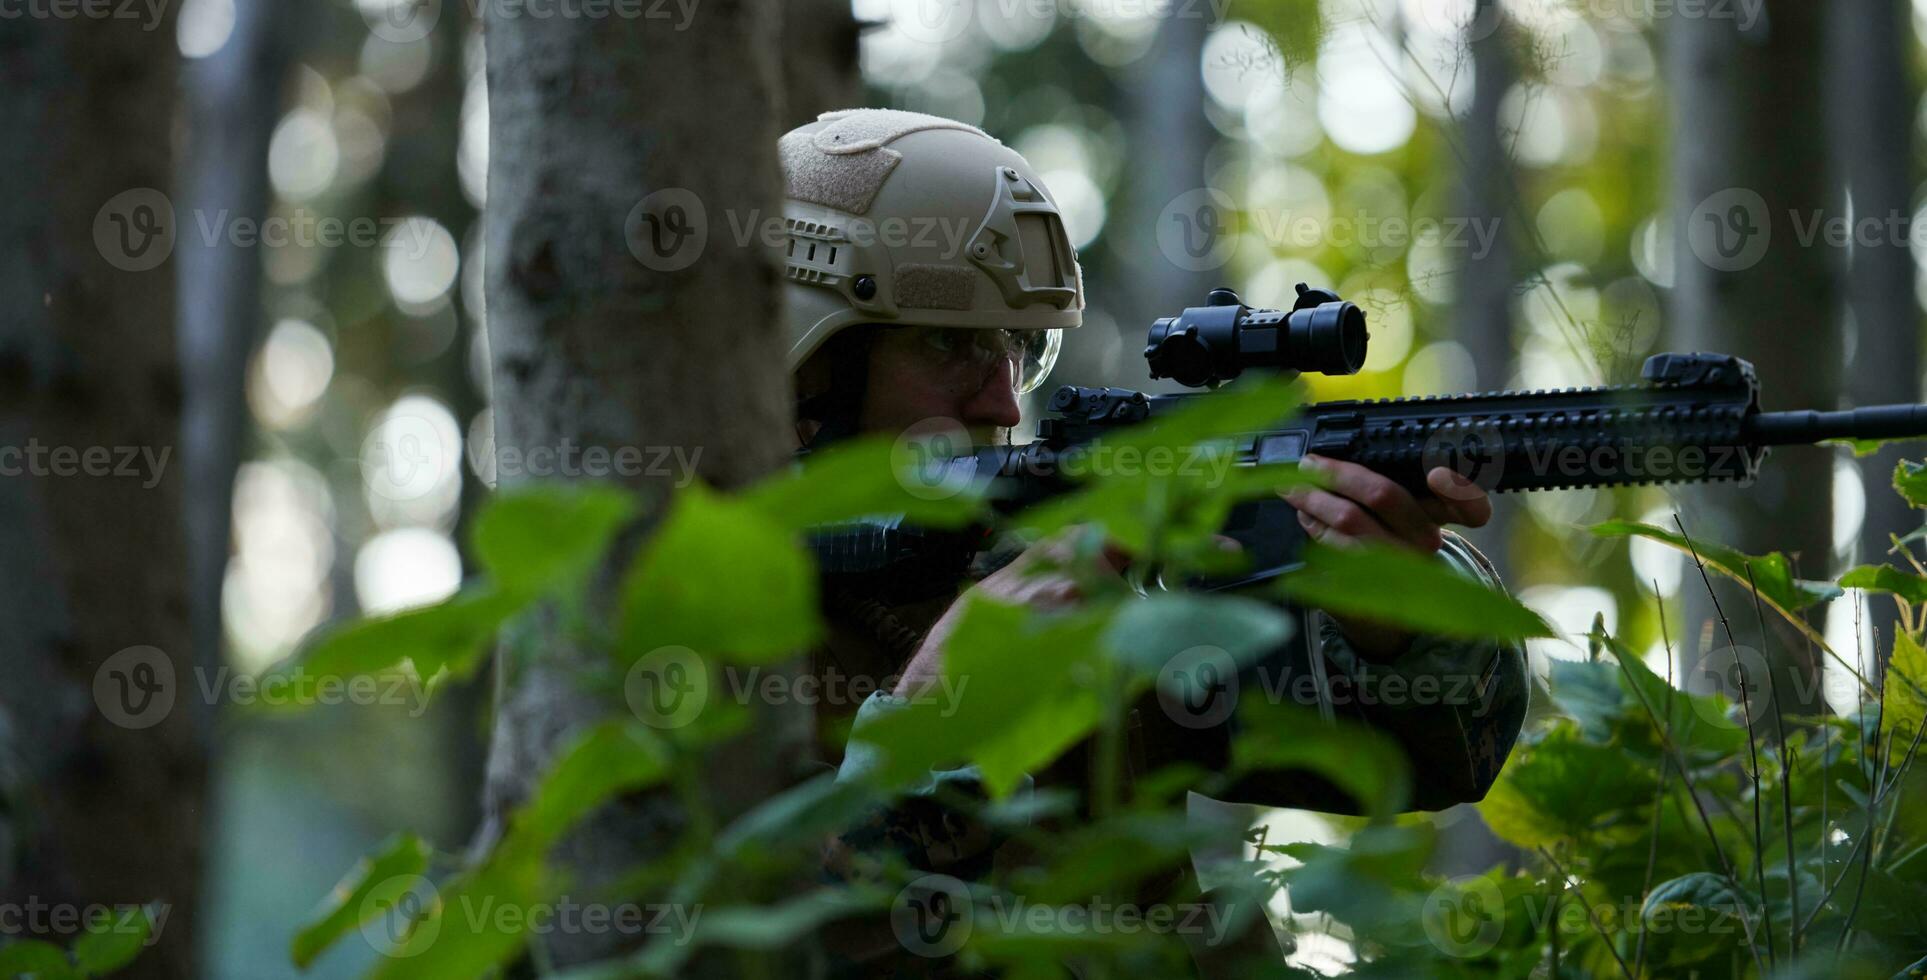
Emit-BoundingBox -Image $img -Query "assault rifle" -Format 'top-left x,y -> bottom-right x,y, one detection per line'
814,285 -> 1927,592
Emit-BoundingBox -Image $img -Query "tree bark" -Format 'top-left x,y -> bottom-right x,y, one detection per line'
1666,1 -> 1840,715
179,0 -> 290,694
478,0 -> 797,966
1828,0 -> 1921,672
1451,0 -> 1519,582
0,9 -> 207,978
777,0 -> 863,129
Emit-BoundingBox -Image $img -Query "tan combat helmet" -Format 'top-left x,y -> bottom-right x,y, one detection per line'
779,109 -> 1084,394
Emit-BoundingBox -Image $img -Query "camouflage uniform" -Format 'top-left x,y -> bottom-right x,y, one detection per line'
811,529 -> 1529,976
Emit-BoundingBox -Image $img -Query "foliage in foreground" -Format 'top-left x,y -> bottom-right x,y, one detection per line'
72,384 -> 1927,978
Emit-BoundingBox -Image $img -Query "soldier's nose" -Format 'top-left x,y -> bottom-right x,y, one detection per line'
961,358 -> 1023,430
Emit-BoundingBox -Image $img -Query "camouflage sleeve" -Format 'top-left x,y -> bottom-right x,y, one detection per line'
1312,530 -> 1530,810
826,692 -> 1032,882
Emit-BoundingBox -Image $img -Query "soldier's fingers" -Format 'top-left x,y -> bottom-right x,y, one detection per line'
1297,509 -> 1359,549
1296,455 -> 1442,548
1287,488 -> 1414,548
1425,467 -> 1493,527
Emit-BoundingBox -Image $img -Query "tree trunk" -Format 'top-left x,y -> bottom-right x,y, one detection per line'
180,0 -> 290,691
0,10 -> 207,978
1829,0 -> 1921,673
1666,0 -> 1840,715
478,0 -> 797,966
777,0 -> 863,129
1451,0 -> 1519,582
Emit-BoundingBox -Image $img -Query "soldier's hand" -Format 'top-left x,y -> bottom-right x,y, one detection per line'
1279,455 -> 1493,661
1279,454 -> 1491,552
894,527 -> 1127,697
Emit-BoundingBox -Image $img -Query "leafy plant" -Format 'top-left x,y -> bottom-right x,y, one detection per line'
273,401 -> 1927,977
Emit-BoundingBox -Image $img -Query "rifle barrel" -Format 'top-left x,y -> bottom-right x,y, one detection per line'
1746,404 -> 1927,446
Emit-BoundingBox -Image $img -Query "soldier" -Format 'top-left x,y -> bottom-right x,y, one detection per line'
781,108 -> 1528,974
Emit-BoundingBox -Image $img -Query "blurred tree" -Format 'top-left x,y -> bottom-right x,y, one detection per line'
1667,0 -> 1840,715
1830,0 -> 1923,670
180,0 -> 291,699
1452,0 -> 1520,583
779,0 -> 863,128
1121,6 -> 1216,317
476,0 -> 796,967
0,8 -> 208,978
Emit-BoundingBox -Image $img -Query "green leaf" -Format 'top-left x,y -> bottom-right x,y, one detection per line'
846,598 -> 1111,798
513,721 -> 670,850
1590,519 -> 1842,613
1840,564 -> 1927,605
1882,631 -> 1927,742
1897,459 -> 1927,508
291,834 -> 433,969
1230,696 -> 1412,817
71,905 -> 152,976
686,888 -> 884,950
1640,872 -> 1753,924
472,483 -> 639,598
1101,593 -> 1294,678
1276,541 -> 1555,641
279,588 -> 526,709
743,435 -> 987,531
364,840 -> 548,980
1479,724 -> 1658,848
0,941 -> 77,980
618,482 -> 820,665
363,724 -> 669,980
1586,629 -> 1749,759
1824,437 -> 1892,458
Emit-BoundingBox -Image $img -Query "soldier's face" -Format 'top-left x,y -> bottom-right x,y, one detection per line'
859,326 -> 1024,443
